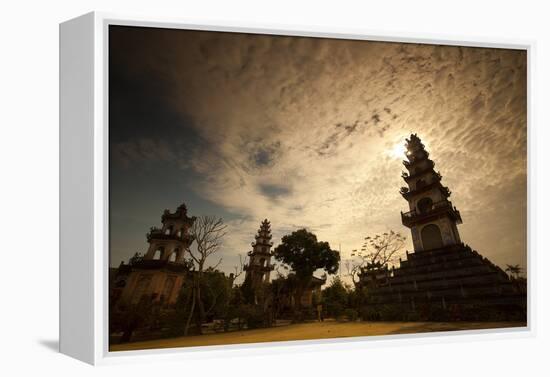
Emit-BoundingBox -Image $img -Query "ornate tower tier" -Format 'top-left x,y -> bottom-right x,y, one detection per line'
400,134 -> 462,251
244,219 -> 275,288
143,203 -> 196,263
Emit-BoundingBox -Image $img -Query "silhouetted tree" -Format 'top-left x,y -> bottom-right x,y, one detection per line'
273,229 -> 339,316
322,277 -> 350,319
349,230 -> 406,286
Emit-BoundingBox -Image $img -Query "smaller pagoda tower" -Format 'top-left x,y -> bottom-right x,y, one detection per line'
400,134 -> 462,252
117,203 -> 196,307
244,219 -> 275,289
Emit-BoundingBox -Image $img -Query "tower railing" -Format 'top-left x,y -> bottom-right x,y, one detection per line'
401,200 -> 462,226
243,262 -> 275,271
147,227 -> 194,242
251,240 -> 274,247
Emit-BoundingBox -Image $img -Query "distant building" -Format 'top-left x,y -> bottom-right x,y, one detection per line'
272,274 -> 327,315
299,276 -> 326,308
363,134 -> 526,320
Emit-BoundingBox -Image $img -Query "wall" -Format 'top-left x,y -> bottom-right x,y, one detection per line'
120,269 -> 185,306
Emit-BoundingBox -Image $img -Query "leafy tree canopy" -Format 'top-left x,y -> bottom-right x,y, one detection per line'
273,229 -> 340,280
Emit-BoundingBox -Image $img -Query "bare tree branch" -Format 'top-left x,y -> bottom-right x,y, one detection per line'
347,231 -> 406,286
189,215 -> 228,271
233,254 -> 247,280
211,257 -> 223,271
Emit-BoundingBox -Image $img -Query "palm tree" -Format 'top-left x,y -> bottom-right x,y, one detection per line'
505,264 -> 522,280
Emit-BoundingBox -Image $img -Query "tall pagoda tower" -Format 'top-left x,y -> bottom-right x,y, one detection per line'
400,134 -> 463,252
358,134 -> 526,321
244,219 -> 275,289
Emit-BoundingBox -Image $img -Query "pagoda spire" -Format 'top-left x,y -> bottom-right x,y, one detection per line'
400,134 -> 462,252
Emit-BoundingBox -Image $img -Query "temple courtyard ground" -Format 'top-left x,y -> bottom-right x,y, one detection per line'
110,320 -> 526,351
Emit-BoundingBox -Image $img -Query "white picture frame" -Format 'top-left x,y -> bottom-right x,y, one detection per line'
59,11 -> 535,365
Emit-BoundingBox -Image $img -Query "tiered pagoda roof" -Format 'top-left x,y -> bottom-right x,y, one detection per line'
250,219 -> 274,251
244,219 -> 275,291
399,134 -> 461,230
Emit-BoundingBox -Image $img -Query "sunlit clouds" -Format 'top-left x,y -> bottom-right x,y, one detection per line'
109,26 -> 527,279
388,142 -> 407,160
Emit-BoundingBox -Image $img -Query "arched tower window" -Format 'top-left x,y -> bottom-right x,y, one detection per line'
168,251 -> 176,262
165,225 -> 173,235
417,197 -> 433,214
153,248 -> 164,260
421,224 -> 444,250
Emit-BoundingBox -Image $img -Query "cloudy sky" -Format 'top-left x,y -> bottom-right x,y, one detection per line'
109,26 -> 527,282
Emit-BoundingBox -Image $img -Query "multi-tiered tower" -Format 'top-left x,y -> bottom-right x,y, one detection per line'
400,134 -> 463,251
359,135 -> 526,321
116,203 -> 196,307
244,219 -> 275,289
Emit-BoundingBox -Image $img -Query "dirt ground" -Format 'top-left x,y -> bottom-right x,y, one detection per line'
110,320 -> 526,352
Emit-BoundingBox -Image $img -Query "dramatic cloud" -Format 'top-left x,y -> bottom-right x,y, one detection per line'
109,26 -> 527,280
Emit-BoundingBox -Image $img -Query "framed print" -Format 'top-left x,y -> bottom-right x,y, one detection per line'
60,12 -> 532,365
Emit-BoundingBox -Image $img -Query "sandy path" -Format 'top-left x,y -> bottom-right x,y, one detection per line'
110,320 -> 526,352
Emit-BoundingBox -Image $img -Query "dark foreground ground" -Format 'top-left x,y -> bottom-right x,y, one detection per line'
110,320 -> 526,351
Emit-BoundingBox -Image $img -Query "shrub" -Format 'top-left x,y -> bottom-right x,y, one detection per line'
360,306 -> 380,321
344,308 -> 359,322
322,277 -> 350,318
328,302 -> 345,319
236,305 -> 266,329
379,304 -> 404,321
